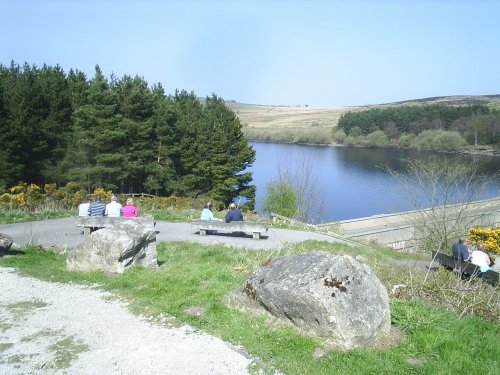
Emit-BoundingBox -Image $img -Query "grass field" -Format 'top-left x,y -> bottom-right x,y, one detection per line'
227,95 -> 500,143
1,239 -> 498,375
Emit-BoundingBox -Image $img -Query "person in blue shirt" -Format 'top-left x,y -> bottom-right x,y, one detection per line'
200,201 -> 222,221
225,203 -> 244,223
452,237 -> 469,261
88,195 -> 106,217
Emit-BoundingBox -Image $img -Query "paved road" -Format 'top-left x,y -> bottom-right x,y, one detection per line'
0,217 -> 355,251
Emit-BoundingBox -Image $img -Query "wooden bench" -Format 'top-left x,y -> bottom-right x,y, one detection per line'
76,216 -> 155,235
191,220 -> 268,240
431,251 -> 499,285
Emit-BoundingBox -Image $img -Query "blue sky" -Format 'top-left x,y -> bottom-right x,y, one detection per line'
1,0 -> 499,107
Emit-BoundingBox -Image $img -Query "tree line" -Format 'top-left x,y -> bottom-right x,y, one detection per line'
336,104 -> 500,147
0,62 -> 256,207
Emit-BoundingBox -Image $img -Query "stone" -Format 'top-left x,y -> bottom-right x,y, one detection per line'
66,219 -> 158,273
229,252 -> 391,350
0,233 -> 14,253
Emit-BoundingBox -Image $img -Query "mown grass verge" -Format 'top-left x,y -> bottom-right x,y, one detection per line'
0,209 -> 74,224
1,240 -> 498,375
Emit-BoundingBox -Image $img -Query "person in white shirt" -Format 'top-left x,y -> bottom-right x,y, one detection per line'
469,242 -> 491,271
78,199 -> 90,216
105,195 -> 122,217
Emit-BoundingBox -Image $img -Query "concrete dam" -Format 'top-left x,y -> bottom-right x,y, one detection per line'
319,197 -> 500,251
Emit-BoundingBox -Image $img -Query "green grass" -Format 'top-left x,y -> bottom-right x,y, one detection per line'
148,208 -> 200,222
0,209 -> 74,224
1,241 -> 498,375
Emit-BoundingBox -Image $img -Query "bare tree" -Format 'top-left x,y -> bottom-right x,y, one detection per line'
273,156 -> 327,224
389,156 -> 499,253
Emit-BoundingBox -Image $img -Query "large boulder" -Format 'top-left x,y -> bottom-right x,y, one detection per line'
66,220 -> 158,273
0,233 -> 13,253
229,252 -> 390,349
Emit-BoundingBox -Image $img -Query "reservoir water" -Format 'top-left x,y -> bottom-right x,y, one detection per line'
248,142 -> 500,222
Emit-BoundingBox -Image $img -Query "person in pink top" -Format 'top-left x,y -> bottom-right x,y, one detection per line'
121,198 -> 138,217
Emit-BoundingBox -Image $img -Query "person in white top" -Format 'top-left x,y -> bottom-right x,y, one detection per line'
469,242 -> 491,271
105,195 -> 122,217
78,199 -> 90,216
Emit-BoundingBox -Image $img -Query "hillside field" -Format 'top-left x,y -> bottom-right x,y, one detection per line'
226,94 -> 500,133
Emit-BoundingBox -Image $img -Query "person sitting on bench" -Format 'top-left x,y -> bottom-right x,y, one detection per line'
200,201 -> 222,221
452,236 -> 469,261
225,203 -> 243,223
470,242 -> 491,272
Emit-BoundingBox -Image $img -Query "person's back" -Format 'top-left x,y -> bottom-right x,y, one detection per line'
105,196 -> 122,217
200,201 -> 222,221
88,195 -> 106,217
78,200 -> 90,217
225,203 -> 243,223
470,250 -> 491,268
452,237 -> 469,261
122,198 -> 138,217
469,243 -> 491,268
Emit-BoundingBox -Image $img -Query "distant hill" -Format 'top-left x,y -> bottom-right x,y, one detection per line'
226,95 -> 500,130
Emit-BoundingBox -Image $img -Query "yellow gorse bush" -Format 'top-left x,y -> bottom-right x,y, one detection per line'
0,182 -> 89,211
468,226 -> 500,255
0,182 -> 215,213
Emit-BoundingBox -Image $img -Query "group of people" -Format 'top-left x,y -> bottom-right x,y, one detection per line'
200,201 -> 243,223
452,236 -> 492,271
78,195 -> 138,218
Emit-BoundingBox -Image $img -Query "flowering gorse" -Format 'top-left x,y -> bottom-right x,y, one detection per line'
468,226 -> 500,255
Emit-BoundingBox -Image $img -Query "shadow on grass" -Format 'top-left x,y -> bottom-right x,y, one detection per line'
0,248 -> 26,257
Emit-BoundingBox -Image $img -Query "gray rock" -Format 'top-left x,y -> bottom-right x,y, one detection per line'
66,220 -> 158,273
231,252 -> 390,349
0,233 -> 13,253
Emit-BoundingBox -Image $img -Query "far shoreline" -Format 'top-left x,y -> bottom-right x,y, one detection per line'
247,139 -> 500,158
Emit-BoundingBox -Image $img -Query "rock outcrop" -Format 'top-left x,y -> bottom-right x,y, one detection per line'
0,233 -> 13,254
230,252 -> 391,349
66,219 -> 158,273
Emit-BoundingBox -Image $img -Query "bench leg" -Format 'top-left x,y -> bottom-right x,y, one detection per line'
84,227 -> 91,235
253,232 -> 260,240
200,229 -> 207,236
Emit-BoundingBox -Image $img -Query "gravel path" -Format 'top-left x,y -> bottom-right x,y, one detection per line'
0,267 -> 252,374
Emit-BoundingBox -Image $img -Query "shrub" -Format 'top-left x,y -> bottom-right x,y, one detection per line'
361,130 -> 390,146
468,226 -> 500,255
349,126 -> 363,137
262,180 -> 297,218
398,133 -> 416,146
410,129 -> 467,151
332,128 -> 347,144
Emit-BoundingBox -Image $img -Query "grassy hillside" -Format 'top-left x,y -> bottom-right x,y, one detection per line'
227,95 -> 500,131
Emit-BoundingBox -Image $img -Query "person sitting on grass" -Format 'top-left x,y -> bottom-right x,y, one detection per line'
200,201 -> 222,221
225,203 -> 243,223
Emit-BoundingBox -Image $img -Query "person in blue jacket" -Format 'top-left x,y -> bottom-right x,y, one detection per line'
225,203 -> 243,223
452,237 -> 469,261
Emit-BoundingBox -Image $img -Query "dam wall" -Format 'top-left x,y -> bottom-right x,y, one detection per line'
321,198 -> 500,251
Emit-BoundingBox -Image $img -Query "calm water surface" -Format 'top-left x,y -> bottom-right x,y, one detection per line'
249,142 -> 500,222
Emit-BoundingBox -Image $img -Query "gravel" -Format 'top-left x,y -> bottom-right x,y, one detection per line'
0,267 -> 252,374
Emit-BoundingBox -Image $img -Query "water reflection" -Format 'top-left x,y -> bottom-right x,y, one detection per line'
249,142 -> 500,222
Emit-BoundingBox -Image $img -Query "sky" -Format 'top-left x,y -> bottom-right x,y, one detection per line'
1,0 -> 499,107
